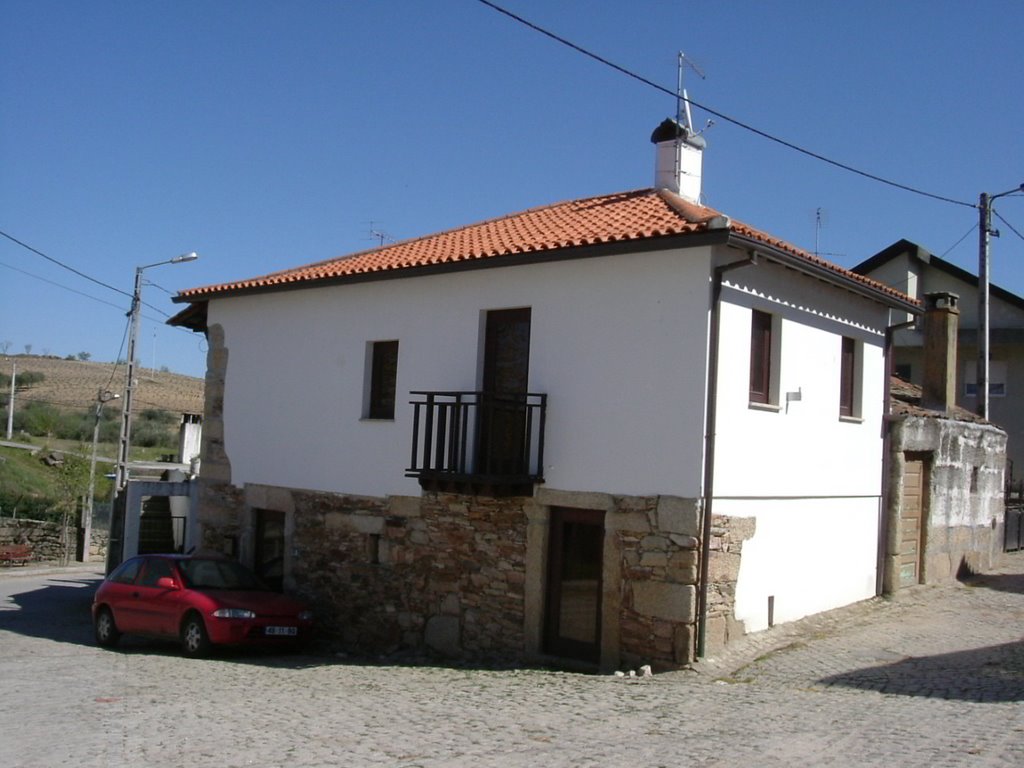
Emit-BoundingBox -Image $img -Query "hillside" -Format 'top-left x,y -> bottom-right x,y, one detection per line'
2,355 -> 204,416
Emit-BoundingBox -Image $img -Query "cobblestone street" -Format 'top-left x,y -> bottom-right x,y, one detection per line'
1,555 -> 1022,768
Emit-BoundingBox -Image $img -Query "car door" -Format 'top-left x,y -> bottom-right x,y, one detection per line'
131,557 -> 186,638
101,556 -> 146,633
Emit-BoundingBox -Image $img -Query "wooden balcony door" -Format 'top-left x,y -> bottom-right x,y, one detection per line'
478,308 -> 531,476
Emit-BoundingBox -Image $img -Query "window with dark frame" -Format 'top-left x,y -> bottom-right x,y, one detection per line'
839,336 -> 856,417
749,309 -> 773,404
368,340 -> 399,419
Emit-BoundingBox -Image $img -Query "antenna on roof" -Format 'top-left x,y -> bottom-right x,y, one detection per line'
368,221 -> 393,247
809,207 -> 845,259
676,52 -> 706,134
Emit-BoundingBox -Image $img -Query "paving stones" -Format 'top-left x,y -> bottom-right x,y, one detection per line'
1,555 -> 1022,767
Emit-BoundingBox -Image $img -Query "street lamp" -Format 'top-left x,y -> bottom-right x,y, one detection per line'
977,184 -> 1023,419
82,388 -> 118,562
113,252 -> 199,496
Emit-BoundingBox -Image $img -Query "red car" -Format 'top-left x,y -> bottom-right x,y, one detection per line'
92,554 -> 314,656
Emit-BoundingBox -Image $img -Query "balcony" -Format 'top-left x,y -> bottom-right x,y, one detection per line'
407,391 -> 547,496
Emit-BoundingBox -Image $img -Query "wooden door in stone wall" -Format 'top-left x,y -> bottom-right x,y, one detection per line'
899,453 -> 929,587
544,507 -> 604,664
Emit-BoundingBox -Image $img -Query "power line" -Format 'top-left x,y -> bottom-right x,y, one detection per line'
940,223 -> 979,258
0,229 -> 131,298
474,0 -> 975,209
0,260 -> 128,313
994,210 -> 1024,244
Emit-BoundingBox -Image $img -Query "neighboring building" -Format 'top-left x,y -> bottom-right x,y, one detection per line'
882,293 -> 1006,593
170,119 -> 918,670
855,239 -> 1024,477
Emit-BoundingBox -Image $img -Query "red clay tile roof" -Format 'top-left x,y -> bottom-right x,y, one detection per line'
889,375 -> 991,424
175,188 -> 915,306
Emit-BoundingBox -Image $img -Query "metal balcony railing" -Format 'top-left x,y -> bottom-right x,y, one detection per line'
407,391 -> 547,494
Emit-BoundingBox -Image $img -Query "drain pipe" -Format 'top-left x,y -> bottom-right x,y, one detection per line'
696,251 -> 758,659
876,317 -> 917,597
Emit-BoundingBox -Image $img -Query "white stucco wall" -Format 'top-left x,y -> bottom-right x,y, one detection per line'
206,246 -> 714,499
712,263 -> 892,631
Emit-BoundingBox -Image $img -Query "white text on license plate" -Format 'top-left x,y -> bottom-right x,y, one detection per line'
266,626 -> 297,636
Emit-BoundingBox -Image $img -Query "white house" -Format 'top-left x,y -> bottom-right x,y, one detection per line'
171,120 -> 918,669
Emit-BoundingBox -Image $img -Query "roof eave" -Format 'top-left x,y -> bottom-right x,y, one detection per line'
172,228 -> 733,304
727,232 -> 921,314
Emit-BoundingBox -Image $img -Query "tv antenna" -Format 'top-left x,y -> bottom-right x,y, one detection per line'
810,207 -> 844,259
368,221 -> 393,247
676,52 -> 708,135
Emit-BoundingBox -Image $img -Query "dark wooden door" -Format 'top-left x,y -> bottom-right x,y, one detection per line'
544,507 -> 604,663
254,509 -> 286,592
478,308 -> 531,476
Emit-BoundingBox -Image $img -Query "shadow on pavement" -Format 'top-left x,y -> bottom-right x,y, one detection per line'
0,576 -> 102,646
819,640 -> 1024,702
963,571 -> 1024,595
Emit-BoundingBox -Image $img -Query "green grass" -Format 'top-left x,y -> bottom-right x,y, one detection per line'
0,444 -> 114,520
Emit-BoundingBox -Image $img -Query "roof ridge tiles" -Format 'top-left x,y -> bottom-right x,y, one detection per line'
174,187 -> 917,308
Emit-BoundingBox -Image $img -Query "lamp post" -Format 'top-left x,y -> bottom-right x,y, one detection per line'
113,252 -> 199,497
977,185 -> 1023,419
82,388 -> 119,562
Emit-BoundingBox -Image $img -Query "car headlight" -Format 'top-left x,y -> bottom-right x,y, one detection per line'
212,608 -> 256,619
298,610 -> 314,621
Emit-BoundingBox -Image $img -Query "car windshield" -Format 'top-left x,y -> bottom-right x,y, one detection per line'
179,559 -> 267,591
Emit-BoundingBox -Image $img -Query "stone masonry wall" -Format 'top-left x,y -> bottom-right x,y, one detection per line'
0,519 -> 108,563
887,416 -> 1006,590
197,484 -> 532,661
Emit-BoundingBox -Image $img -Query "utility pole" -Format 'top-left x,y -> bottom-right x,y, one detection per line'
5,361 -> 14,440
113,253 -> 198,496
976,183 -> 1024,420
84,388 -> 118,562
978,192 -> 992,420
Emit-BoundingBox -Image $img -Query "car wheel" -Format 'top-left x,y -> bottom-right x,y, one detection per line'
180,613 -> 211,657
94,607 -> 121,648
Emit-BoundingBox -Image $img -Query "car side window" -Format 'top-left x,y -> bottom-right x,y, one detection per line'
137,558 -> 175,588
109,558 -> 142,584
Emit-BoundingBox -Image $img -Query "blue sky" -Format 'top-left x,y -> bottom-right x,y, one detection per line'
2,0 -> 1022,380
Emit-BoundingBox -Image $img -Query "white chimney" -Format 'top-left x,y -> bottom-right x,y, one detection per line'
651,117 -> 706,203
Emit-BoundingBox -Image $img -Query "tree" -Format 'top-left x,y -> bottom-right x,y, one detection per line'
0,340 -> 10,354
23,344 -> 32,355
76,352 -> 91,361
54,450 -> 90,564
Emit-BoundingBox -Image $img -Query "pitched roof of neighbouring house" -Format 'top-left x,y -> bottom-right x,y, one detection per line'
172,188 -> 915,308
854,238 -> 1024,311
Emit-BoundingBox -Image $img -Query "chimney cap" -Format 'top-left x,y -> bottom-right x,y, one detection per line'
924,291 -> 960,311
650,117 -> 706,149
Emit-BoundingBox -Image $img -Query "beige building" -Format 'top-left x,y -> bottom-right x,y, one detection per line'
855,239 -> 1024,479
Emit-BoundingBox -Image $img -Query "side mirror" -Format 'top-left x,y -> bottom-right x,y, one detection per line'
156,576 -> 180,590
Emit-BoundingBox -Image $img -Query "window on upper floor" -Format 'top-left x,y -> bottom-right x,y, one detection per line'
749,309 -> 776,406
839,336 -> 863,420
963,360 -> 1007,398
366,340 -> 399,419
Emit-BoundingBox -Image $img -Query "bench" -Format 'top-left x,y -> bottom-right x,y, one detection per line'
0,544 -> 32,566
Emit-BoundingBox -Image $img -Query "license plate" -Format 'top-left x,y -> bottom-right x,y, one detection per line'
265,626 -> 297,637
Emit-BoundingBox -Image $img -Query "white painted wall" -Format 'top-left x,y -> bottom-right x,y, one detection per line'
206,246 -> 714,499
712,261 -> 892,630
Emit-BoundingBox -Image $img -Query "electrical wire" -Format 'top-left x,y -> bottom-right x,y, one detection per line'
994,211 -> 1024,244
0,260 -> 129,313
940,224 -> 978,258
474,0 -> 975,209
0,229 -> 132,298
